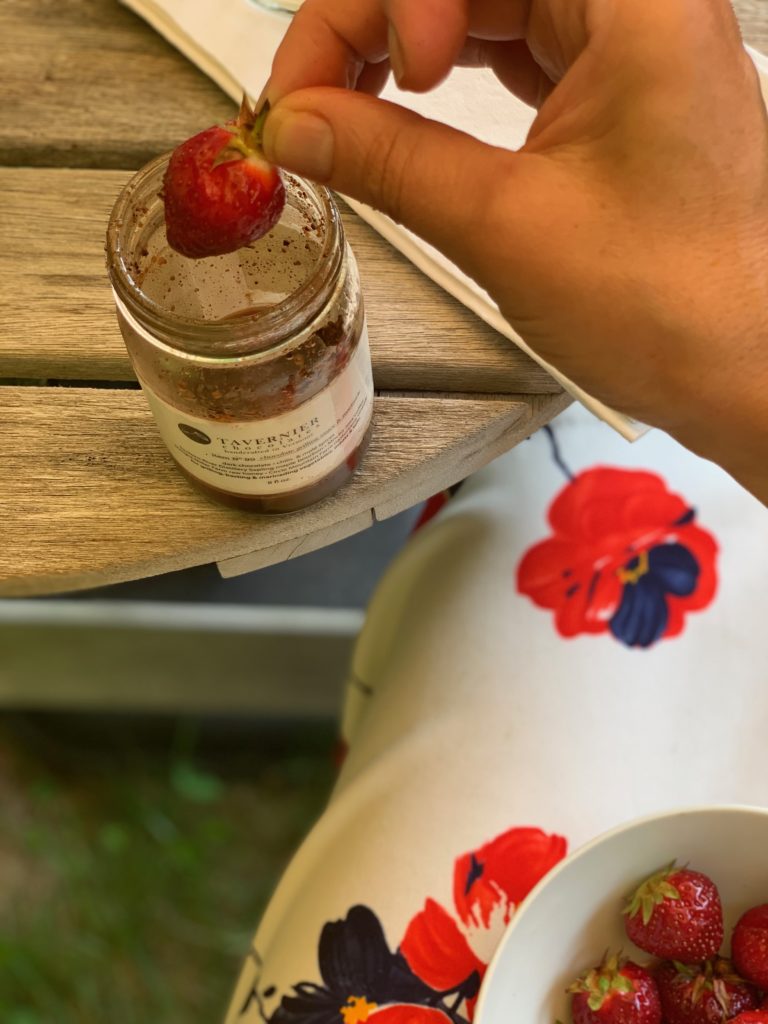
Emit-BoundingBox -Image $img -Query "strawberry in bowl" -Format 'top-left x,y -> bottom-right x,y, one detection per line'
623,864 -> 724,962
653,958 -> 758,1024
471,807 -> 768,1024
569,956 -> 661,1024
732,905 -> 768,988
162,95 -> 285,259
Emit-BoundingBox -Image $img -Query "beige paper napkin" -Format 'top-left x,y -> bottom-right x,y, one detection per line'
122,0 -> 768,439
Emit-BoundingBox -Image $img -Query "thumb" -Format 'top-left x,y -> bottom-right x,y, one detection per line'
262,87 -> 527,276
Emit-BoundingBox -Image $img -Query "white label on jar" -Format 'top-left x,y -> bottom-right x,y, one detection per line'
139,327 -> 373,495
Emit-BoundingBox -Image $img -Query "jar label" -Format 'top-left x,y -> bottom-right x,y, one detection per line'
139,327 -> 374,496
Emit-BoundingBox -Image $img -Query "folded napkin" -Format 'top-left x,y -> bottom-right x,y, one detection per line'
122,0 -> 768,439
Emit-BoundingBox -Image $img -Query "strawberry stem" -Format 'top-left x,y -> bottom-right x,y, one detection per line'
236,93 -> 271,151
251,100 -> 271,147
624,862 -> 680,925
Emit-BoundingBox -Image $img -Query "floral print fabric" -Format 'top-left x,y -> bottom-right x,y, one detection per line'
516,465 -> 718,648
243,828 -> 568,1024
226,405 -> 767,1024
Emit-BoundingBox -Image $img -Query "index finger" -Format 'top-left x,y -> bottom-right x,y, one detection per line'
267,0 -> 391,103
266,0 -> 529,102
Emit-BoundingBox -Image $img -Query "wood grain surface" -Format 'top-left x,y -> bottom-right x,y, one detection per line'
0,167 -> 557,393
2,0 -> 763,593
738,0 -> 768,49
0,386 -> 569,596
0,0 -> 235,169
0,0 -> 764,167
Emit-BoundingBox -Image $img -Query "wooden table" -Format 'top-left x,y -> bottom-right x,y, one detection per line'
1,0 -> 764,598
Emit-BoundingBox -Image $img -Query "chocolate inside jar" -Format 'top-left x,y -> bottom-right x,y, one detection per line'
108,162 -> 373,513
136,177 -> 323,327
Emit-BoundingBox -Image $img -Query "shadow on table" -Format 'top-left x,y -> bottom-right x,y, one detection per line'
1,506 -> 423,716
63,505 -> 423,608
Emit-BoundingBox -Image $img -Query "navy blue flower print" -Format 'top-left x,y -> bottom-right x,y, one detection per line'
610,542 -> 700,647
270,906 -> 472,1024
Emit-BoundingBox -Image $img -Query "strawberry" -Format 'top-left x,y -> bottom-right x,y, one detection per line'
732,904 -> 768,988
729,1014 -> 768,1024
162,95 -> 285,259
654,957 -> 759,1024
623,863 -> 723,961
569,956 -> 662,1024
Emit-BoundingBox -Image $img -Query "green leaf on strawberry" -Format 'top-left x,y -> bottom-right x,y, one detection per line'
162,94 -> 286,260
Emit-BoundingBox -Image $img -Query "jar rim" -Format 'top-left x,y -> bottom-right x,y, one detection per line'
105,152 -> 343,357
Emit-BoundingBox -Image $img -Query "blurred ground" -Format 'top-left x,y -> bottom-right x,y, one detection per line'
0,712 -> 335,1024
0,503 -> 424,1020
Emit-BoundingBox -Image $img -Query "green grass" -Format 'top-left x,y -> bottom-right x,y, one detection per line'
0,714 -> 335,1024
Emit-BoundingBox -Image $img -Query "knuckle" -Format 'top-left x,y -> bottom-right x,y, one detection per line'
364,123 -> 417,224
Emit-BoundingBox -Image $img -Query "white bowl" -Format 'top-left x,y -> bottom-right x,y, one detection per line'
475,805 -> 768,1024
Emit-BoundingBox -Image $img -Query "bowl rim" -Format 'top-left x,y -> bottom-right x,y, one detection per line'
474,802 -> 768,1024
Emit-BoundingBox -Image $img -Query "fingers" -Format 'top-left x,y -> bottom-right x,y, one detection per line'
262,86 -> 525,272
356,58 -> 393,97
458,38 -> 555,108
267,0 -> 533,101
385,0 -> 530,90
382,0 -> 468,91
268,0 -> 390,101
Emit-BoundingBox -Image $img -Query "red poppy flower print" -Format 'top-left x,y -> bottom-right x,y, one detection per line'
370,1007 -> 455,1024
401,827 -> 567,1018
516,467 -> 718,648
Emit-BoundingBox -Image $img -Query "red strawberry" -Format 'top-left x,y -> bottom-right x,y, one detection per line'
623,864 -> 723,961
162,95 -> 285,259
569,956 -> 662,1024
732,904 -> 768,988
723,1013 -> 768,1024
654,958 -> 759,1024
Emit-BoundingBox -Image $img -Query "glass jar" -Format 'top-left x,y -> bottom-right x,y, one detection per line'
106,154 -> 373,512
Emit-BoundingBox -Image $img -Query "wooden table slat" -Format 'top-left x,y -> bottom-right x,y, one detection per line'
0,0 -> 765,168
4,0 -> 761,594
0,386 -> 570,596
0,167 -> 558,394
0,0 -> 234,169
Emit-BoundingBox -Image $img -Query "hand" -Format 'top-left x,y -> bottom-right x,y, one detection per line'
262,0 -> 768,500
